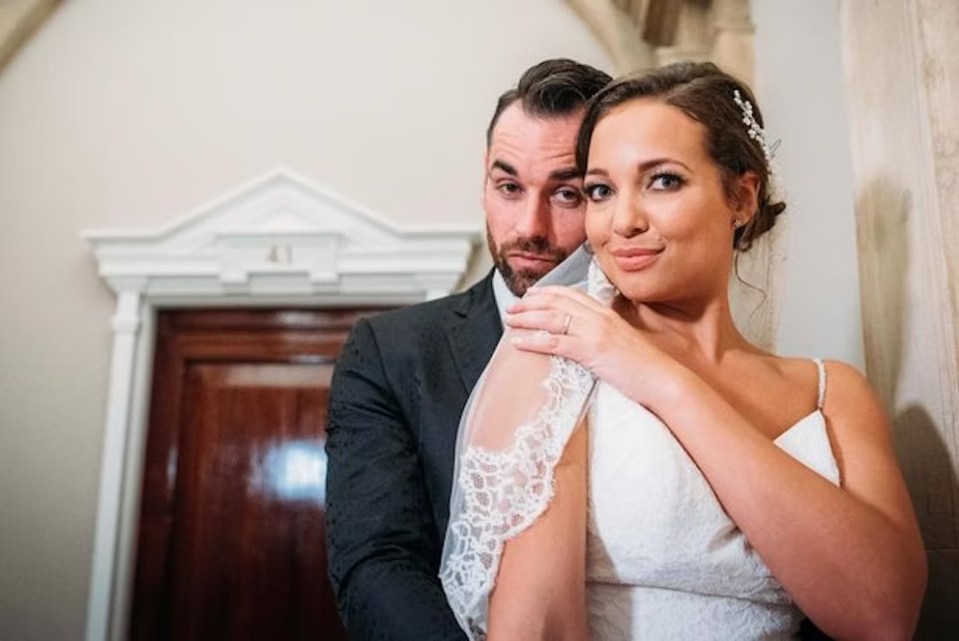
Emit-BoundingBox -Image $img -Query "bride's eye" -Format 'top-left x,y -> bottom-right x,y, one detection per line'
584,183 -> 613,202
649,172 -> 685,191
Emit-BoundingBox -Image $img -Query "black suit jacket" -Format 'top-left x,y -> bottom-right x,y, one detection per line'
325,273 -> 501,640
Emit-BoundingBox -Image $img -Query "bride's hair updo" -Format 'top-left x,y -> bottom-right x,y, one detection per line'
575,62 -> 786,251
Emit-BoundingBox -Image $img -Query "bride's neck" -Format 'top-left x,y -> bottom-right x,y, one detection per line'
619,294 -> 752,364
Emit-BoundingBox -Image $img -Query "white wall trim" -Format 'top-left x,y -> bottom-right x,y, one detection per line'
83,167 -> 481,641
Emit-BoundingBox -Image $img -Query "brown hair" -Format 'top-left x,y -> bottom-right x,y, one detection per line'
486,58 -> 612,147
575,61 -> 785,251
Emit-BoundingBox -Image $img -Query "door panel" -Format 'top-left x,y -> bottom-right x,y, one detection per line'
131,309 -> 384,640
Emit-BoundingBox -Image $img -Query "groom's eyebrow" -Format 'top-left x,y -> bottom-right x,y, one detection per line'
549,167 -> 582,182
490,160 -> 581,181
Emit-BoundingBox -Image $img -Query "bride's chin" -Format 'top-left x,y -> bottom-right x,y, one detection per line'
612,287 -> 665,309
606,275 -> 663,303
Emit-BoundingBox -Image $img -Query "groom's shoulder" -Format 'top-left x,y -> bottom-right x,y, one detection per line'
360,273 -> 493,340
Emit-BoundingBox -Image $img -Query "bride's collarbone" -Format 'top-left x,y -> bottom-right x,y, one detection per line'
675,355 -> 821,440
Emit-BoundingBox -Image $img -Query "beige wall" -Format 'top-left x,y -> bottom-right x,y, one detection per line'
4,0 -> 930,638
0,1 -> 611,638
752,0 -> 863,367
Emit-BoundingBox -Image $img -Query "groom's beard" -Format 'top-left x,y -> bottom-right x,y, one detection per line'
487,229 -> 569,297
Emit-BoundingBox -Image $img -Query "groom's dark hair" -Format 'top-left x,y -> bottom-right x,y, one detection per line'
485,58 -> 611,147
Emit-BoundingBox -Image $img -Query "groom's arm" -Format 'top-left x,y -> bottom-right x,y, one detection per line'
325,318 -> 467,641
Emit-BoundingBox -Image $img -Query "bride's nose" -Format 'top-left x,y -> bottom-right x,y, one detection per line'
612,190 -> 649,238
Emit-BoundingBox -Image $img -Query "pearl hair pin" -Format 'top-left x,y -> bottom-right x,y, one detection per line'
732,89 -> 780,171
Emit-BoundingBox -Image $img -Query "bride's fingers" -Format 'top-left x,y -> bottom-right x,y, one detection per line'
503,309 -> 570,334
509,329 -> 577,358
506,305 -> 607,338
508,294 -> 602,324
512,285 -> 606,314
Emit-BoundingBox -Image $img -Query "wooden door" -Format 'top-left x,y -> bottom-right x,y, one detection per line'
131,309 -> 385,640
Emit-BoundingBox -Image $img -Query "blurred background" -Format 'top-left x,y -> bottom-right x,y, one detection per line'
0,0 -> 955,639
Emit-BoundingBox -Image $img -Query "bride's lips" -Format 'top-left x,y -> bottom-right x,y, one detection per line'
611,247 -> 663,271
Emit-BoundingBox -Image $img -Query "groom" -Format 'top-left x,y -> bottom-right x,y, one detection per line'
325,58 -> 611,639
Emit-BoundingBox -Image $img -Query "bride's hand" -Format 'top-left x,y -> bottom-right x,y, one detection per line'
505,286 -> 687,404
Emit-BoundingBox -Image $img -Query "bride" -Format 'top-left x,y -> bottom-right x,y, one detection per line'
439,62 -> 926,640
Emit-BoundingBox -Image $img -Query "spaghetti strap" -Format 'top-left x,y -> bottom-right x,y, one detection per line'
812,358 -> 826,410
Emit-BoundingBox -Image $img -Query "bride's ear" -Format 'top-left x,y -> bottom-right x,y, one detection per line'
730,171 -> 761,226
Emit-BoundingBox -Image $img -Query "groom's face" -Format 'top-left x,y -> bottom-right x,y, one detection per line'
483,103 -> 588,297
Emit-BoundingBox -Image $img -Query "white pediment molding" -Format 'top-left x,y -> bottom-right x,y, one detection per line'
83,168 -> 481,641
84,167 -> 481,304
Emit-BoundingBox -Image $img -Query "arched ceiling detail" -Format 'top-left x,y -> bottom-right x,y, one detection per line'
0,0 -> 60,74
566,0 -> 755,85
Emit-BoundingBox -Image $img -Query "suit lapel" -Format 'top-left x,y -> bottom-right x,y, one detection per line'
446,273 -> 502,394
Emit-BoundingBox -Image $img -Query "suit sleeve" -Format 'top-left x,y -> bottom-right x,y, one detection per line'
325,317 -> 467,640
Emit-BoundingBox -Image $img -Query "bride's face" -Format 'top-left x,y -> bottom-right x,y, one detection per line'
583,98 -> 754,306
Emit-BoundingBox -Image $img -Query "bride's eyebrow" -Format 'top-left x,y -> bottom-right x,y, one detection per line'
636,158 -> 692,173
585,158 -> 693,181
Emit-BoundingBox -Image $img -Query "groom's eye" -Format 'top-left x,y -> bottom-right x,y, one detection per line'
553,186 -> 584,207
497,182 -> 523,198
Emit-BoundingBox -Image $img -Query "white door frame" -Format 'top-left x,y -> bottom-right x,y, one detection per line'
83,168 -> 481,641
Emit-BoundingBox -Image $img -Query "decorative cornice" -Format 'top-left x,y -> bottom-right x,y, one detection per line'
84,168 -> 482,304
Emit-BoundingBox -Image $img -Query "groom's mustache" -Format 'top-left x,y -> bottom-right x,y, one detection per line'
500,236 -> 567,263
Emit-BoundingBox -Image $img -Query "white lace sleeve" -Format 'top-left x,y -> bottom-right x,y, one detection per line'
439,251 -> 616,640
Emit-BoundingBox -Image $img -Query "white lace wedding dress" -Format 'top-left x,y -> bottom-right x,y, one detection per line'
585,364 -> 839,640
440,254 -> 840,640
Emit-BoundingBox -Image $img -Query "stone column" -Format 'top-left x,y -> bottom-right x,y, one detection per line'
840,0 -> 959,635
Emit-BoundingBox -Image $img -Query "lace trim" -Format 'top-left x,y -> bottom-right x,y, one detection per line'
588,258 -> 617,306
440,356 -> 595,639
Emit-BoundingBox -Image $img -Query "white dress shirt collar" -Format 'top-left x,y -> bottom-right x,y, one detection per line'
491,269 -> 519,322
